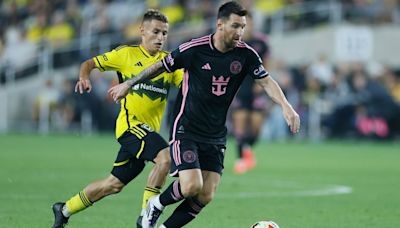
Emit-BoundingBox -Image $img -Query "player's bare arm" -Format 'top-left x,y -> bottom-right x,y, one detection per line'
108,60 -> 165,102
256,76 -> 300,133
75,59 -> 96,94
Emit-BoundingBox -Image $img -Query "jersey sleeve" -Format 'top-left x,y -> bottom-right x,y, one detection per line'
161,43 -> 193,73
93,47 -> 126,72
246,48 -> 269,80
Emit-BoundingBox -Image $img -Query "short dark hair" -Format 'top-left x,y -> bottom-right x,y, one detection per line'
142,9 -> 168,23
217,1 -> 247,20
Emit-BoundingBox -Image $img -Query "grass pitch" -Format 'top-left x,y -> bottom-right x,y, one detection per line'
0,134 -> 399,228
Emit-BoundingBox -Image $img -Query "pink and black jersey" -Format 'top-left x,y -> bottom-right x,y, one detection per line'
162,34 -> 269,144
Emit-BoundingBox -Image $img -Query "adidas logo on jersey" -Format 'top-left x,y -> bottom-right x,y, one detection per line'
134,62 -> 143,66
201,63 -> 211,70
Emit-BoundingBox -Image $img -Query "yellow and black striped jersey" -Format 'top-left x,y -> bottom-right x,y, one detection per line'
94,45 -> 183,139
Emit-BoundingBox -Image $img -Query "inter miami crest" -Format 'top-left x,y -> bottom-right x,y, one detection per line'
230,60 -> 242,74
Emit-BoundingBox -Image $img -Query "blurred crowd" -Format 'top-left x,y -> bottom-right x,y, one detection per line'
278,59 -> 400,139
1,0 -> 400,139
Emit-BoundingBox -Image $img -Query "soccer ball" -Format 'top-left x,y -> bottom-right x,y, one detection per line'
250,221 -> 280,228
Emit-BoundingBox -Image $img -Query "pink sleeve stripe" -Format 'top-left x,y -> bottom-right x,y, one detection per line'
179,41 -> 209,53
237,42 -> 261,58
170,70 -> 189,143
179,36 -> 209,49
179,37 -> 209,51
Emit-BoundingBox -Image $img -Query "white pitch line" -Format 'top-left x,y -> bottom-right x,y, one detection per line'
216,185 -> 352,199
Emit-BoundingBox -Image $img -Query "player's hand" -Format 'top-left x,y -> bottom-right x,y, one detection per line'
282,105 -> 300,134
75,78 -> 92,94
108,82 -> 130,103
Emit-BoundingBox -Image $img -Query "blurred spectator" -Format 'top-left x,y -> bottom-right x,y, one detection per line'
344,0 -> 399,24
255,0 -> 285,16
26,12 -> 48,44
160,3 -> 184,26
65,0 -> 82,32
56,79 -> 79,131
0,27 -> 37,70
45,10 -> 75,49
1,0 -> 28,26
306,53 -> 334,89
32,79 -> 61,133
382,68 -> 400,103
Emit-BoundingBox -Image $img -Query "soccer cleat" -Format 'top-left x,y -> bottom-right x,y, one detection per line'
234,159 -> 248,174
136,215 -> 143,228
52,202 -> 69,228
141,196 -> 164,228
243,148 -> 256,170
136,209 -> 145,228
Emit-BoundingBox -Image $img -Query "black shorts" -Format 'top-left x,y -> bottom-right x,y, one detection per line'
111,124 -> 168,184
169,138 -> 226,177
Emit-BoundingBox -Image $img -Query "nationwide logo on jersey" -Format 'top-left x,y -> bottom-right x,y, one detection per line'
131,78 -> 169,101
212,76 -> 230,96
230,61 -> 242,74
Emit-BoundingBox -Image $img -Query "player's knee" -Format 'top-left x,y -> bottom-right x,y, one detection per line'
197,190 -> 215,205
109,183 -> 124,194
104,176 -> 125,194
181,181 -> 203,197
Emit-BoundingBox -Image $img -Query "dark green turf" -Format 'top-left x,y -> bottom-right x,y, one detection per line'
0,134 -> 399,227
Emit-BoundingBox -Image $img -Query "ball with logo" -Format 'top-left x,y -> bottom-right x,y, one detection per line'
250,221 -> 280,228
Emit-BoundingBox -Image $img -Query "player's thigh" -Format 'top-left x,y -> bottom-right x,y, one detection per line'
129,124 -> 169,162
170,139 -> 200,176
111,127 -> 167,184
250,111 -> 266,134
232,109 -> 250,131
153,147 -> 170,165
111,149 -> 146,185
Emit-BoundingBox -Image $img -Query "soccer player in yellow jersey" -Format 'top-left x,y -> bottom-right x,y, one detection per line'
51,10 -> 183,228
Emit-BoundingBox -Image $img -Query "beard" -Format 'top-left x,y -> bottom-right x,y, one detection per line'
225,39 -> 238,49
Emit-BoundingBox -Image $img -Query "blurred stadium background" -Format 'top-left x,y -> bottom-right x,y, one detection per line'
1,0 -> 400,227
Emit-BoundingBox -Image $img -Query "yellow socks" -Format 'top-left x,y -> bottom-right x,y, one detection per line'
142,186 -> 161,209
65,191 -> 93,215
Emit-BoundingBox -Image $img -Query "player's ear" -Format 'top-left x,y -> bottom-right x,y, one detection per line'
139,24 -> 145,35
216,19 -> 224,31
